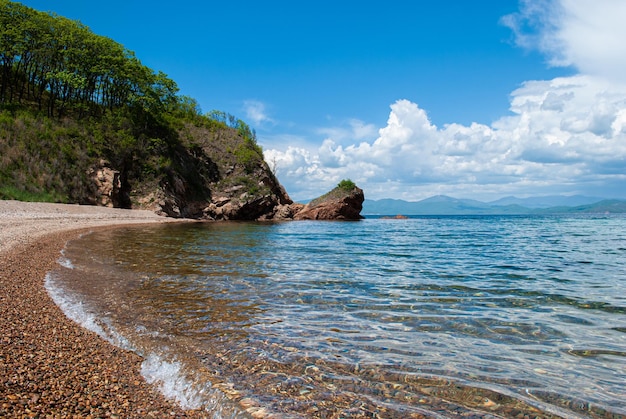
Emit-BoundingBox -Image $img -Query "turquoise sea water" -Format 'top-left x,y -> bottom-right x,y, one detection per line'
46,215 -> 626,418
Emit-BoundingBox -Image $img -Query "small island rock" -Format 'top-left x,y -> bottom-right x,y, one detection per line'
293,184 -> 364,221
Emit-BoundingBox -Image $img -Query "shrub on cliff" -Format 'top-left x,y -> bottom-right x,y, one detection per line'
337,179 -> 356,191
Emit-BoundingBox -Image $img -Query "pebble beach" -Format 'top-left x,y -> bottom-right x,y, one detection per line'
0,200 -> 207,418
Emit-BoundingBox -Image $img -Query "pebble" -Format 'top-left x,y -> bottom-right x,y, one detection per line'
0,213 -> 206,418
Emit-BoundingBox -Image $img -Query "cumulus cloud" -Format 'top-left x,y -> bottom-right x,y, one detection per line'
263,1 -> 626,201
266,77 -> 626,200
503,0 -> 626,84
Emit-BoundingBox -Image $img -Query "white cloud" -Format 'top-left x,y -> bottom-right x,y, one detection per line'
262,1 -> 626,201
243,100 -> 273,126
266,77 -> 626,201
503,0 -> 626,84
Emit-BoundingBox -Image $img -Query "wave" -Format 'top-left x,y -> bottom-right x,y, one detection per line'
45,263 -> 248,417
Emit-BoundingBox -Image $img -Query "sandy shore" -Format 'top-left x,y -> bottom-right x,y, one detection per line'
0,200 -> 208,418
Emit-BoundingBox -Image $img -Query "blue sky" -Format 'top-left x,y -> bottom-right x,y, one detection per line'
19,1 -> 626,201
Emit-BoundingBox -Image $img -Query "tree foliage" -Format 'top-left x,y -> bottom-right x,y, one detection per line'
0,0 -> 266,205
337,179 -> 356,190
0,0 -> 179,119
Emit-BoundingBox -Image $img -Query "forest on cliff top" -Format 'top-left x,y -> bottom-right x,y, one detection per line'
0,0 -> 270,209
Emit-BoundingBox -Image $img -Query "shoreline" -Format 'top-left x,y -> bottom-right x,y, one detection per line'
0,201 -> 207,418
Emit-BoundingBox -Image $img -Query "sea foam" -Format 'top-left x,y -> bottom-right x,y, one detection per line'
140,354 -> 205,410
57,249 -> 75,269
44,272 -> 132,350
45,271 -> 246,417
140,353 -> 251,417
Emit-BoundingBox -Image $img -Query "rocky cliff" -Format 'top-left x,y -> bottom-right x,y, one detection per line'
109,121 -> 295,220
2,107 -> 363,221
88,121 -> 363,221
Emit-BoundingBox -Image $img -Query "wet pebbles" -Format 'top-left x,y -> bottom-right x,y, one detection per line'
1,226 -> 207,418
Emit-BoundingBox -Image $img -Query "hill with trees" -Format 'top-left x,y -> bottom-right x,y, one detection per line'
0,0 -> 296,219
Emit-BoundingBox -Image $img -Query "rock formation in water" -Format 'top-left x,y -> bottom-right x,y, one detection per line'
292,184 -> 365,221
381,214 -> 409,219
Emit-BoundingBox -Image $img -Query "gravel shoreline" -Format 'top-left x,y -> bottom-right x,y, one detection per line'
0,201 -> 208,418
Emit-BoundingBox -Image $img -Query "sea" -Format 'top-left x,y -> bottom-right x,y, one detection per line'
45,215 -> 626,418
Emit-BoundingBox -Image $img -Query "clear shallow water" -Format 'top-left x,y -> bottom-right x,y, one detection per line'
46,216 -> 626,418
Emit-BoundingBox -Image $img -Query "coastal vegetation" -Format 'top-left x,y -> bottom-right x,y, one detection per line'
0,0 -> 275,218
337,178 -> 356,191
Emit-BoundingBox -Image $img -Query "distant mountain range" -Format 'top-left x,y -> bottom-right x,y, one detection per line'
362,195 -> 626,215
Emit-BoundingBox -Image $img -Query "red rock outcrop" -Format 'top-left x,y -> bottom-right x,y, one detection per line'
293,186 -> 364,220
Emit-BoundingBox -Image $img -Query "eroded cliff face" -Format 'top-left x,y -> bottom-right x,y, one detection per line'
122,122 -> 296,220
89,122 -> 363,221
88,160 -> 122,208
200,168 -> 294,221
135,153 -> 292,220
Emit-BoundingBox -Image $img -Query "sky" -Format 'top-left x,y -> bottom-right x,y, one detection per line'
18,0 -> 626,202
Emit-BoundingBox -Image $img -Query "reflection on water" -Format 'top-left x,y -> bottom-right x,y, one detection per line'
49,216 -> 626,418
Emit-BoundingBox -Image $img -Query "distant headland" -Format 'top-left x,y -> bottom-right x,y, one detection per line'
363,195 -> 626,216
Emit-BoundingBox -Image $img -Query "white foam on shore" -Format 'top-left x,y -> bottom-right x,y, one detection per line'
140,353 -> 205,410
44,272 -> 132,350
141,353 -> 253,417
57,251 -> 75,269
45,272 -> 246,417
